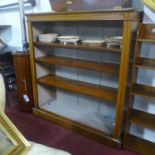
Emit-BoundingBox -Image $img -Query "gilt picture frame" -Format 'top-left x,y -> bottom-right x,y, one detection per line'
0,112 -> 30,155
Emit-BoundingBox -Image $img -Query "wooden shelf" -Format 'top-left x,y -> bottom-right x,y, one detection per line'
132,83 -> 155,99
34,42 -> 121,53
37,74 -> 117,102
124,134 -> 155,155
138,38 -> 155,43
129,109 -> 155,131
137,24 -> 155,43
36,56 -> 119,74
135,57 -> 155,70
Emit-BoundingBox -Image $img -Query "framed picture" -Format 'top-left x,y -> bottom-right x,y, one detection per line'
0,112 -> 30,155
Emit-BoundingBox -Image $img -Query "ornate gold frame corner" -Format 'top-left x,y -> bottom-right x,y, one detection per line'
0,112 -> 30,155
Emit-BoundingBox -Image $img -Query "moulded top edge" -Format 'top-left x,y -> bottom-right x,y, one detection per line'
26,9 -> 141,22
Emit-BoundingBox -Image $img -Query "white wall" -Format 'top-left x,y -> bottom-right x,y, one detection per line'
0,11 -> 22,48
0,0 -> 52,50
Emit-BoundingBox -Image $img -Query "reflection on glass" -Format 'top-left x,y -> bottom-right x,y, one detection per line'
0,129 -> 14,155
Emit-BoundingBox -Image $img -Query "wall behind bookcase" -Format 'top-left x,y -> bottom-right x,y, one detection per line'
0,0 -> 51,50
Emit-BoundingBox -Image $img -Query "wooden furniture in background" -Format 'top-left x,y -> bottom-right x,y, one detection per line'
13,53 -> 33,113
124,24 -> 155,154
49,0 -> 132,11
27,10 -> 140,147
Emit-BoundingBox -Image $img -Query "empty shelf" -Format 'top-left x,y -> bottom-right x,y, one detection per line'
130,109 -> 155,131
138,38 -> 155,43
135,57 -> 155,70
132,83 -> 155,99
124,134 -> 155,155
36,56 -> 119,74
37,75 -> 117,102
40,100 -> 114,134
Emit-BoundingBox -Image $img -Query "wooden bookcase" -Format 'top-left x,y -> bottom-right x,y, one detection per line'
124,24 -> 155,154
26,10 -> 140,147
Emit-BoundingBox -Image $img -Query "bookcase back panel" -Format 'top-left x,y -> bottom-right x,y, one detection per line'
39,88 -> 115,133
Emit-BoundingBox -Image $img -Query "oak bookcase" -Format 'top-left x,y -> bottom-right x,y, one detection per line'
26,10 -> 140,147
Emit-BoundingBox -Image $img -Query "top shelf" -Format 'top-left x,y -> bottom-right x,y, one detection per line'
138,39 -> 155,43
137,24 -> 155,42
34,42 -> 121,53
